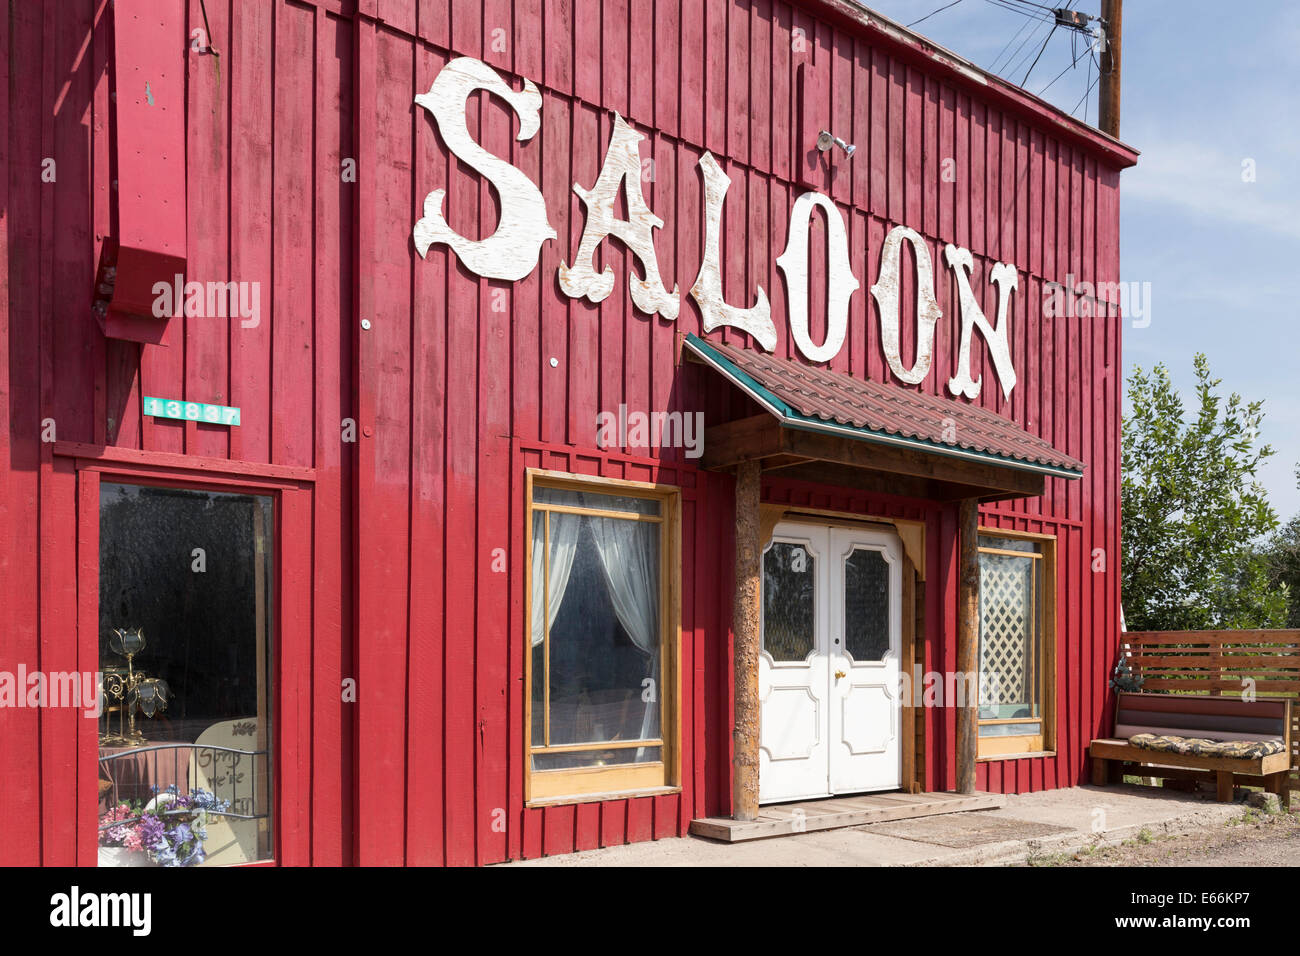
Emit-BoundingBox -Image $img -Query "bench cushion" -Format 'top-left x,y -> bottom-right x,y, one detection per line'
1116,693 -> 1289,743
1128,733 -> 1286,759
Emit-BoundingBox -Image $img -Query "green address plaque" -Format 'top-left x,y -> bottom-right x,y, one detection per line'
143,396 -> 241,426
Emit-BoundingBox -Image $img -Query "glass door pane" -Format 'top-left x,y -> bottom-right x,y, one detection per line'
843,547 -> 890,662
97,482 -> 274,867
762,541 -> 816,662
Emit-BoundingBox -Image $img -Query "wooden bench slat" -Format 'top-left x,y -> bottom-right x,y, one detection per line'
1119,693 -> 1287,719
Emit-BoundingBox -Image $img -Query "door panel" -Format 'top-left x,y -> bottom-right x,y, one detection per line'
829,528 -> 902,793
759,522 -> 904,804
758,529 -> 830,802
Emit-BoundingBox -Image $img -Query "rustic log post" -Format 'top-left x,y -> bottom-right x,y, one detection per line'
732,460 -> 762,820
956,498 -> 980,795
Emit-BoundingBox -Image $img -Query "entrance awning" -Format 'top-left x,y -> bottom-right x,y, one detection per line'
684,333 -> 1083,502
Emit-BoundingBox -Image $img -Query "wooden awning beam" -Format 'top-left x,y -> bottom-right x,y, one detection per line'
703,413 -> 1046,500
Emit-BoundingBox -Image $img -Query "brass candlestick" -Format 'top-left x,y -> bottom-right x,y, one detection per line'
99,628 -> 172,747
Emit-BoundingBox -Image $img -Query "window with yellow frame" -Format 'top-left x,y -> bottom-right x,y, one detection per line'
976,530 -> 1056,758
525,470 -> 680,804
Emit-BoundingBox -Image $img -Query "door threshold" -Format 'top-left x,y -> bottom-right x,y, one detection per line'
689,791 -> 1005,843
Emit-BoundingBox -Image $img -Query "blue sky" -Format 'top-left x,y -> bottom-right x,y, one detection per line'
862,0 -> 1300,521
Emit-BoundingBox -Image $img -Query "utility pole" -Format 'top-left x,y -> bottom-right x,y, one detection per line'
1098,0 -> 1122,138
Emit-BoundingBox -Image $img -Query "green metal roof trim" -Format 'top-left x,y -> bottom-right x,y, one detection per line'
684,333 -> 1084,480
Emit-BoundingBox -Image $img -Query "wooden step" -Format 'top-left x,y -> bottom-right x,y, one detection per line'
689,791 -> 1005,843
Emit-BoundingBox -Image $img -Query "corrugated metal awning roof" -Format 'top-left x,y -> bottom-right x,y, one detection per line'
684,333 -> 1084,480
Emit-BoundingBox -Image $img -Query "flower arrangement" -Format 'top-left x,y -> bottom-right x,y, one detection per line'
99,785 -> 230,867
1108,652 -> 1145,693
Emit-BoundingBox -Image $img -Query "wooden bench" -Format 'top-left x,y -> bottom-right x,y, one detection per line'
1089,692 -> 1292,802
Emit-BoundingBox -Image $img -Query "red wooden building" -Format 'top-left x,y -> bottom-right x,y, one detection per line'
0,0 -> 1136,866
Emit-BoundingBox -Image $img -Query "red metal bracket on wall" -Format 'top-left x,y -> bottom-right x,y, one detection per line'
92,0 -> 187,344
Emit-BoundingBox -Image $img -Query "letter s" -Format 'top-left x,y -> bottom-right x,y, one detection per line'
413,57 -> 556,280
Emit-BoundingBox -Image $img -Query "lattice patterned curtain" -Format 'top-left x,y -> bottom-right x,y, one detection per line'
978,551 -> 1035,710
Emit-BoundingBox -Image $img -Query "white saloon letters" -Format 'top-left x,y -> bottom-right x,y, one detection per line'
415,56 -> 1017,401
691,152 -> 775,349
413,57 -> 556,280
777,192 -> 859,364
559,113 -> 680,319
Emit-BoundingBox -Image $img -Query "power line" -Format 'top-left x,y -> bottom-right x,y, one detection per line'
982,0 -> 1052,23
907,0 -> 966,28
996,0 -> 1071,74
1021,22 -> 1058,85
1079,45 -> 1104,121
1001,0 -> 1063,14
1003,19 -> 1053,77
1035,32 -> 1091,96
1071,68 -> 1101,117
989,14 -> 1034,72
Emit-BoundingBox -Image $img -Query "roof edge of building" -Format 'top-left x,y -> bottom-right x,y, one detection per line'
797,0 -> 1140,170
684,333 -> 1085,480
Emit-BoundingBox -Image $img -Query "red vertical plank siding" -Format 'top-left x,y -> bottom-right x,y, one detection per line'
651,131 -> 678,423
475,89 -> 513,866
40,458 -> 79,864
185,0 -> 230,461
513,0 -> 542,83
418,0 -> 449,48
542,0 -> 571,96
272,2 -> 316,470
0,0 -> 1133,865
229,0 -> 274,464
278,485 -> 314,866
1,0 -> 42,866
566,102 -> 600,447
603,0 -> 630,119
449,0 -> 482,61
704,0 -> 728,158
407,45 -> 449,866
312,6 -> 354,866
76,469 -> 102,865
481,0 -> 511,73
355,18 -> 406,865
539,91 -> 569,446
655,0 -> 680,139
439,38 -> 481,868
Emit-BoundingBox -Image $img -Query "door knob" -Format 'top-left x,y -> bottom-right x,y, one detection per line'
834,670 -> 846,680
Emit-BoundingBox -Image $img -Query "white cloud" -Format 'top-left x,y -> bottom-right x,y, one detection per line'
1125,140 -> 1300,240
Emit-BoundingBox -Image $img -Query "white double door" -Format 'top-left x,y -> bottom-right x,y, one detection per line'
758,522 -> 902,804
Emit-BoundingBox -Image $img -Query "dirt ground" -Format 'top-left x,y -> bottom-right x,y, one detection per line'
1022,806 -> 1300,867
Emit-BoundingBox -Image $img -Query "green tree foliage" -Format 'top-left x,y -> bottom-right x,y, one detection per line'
1263,465 -> 1300,628
1122,354 -> 1285,630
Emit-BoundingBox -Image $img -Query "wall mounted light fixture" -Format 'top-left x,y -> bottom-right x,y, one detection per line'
816,130 -> 855,158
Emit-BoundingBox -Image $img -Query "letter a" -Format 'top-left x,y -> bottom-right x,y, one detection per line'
559,113 -> 679,319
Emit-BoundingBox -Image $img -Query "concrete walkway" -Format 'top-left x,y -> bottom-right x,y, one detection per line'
505,784 -> 1247,866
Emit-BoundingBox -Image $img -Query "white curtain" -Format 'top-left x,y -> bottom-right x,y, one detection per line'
583,497 -> 661,753
530,509 -> 581,649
